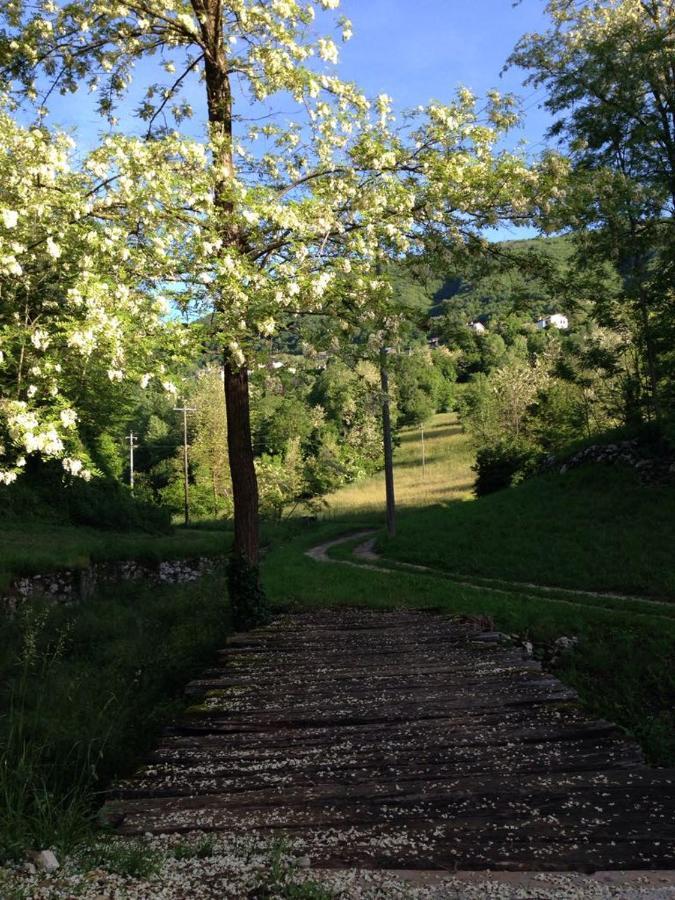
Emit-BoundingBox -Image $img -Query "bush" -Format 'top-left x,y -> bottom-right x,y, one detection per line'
0,460 -> 171,533
473,439 -> 541,496
65,477 -> 172,532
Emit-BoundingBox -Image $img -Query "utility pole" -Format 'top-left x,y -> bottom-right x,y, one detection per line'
174,403 -> 196,526
127,431 -> 138,493
380,346 -> 396,538
421,423 -> 427,481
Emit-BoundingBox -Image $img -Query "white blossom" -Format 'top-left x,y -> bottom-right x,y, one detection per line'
46,237 -> 62,258
59,408 -> 78,428
2,209 -> 18,229
62,456 -> 84,476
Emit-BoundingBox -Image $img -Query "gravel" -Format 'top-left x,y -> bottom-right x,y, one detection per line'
2,833 -> 674,899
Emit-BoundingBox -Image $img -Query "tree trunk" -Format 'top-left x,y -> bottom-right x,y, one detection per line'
636,290 -> 660,422
222,358 -> 268,629
223,360 -> 259,565
622,241 -> 660,422
380,348 -> 396,539
199,0 -> 268,627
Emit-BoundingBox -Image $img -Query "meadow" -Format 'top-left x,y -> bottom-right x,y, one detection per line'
324,411 -> 475,515
1,411 -> 673,869
325,412 -> 675,600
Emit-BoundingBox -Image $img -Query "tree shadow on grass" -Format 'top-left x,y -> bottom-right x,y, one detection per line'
398,424 -> 464,445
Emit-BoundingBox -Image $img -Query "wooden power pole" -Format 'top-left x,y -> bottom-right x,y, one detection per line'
421,424 -> 427,481
380,347 -> 396,538
174,403 -> 196,526
127,431 -> 138,493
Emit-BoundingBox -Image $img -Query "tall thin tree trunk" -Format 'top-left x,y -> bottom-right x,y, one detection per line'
636,291 -> 660,422
223,360 -> 259,565
380,347 -> 396,539
621,230 -> 661,423
198,0 -> 267,626
210,466 -> 218,519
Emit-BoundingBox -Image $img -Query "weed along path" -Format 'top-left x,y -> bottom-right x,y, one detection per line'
107,609 -> 675,877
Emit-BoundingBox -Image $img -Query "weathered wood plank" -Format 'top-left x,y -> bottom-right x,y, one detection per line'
108,610 -> 675,872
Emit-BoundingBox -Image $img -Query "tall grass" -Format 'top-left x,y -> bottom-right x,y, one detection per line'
0,578 -> 229,861
324,412 -> 474,517
0,610 -> 98,859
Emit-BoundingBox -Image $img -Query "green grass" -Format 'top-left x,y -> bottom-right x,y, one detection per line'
323,412 -> 675,600
324,412 -> 474,516
77,840 -> 164,879
381,463 -> 675,600
0,522 -> 231,591
0,576 -> 230,861
327,535 -> 675,620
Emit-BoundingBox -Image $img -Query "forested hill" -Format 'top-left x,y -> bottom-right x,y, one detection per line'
428,234 -> 575,325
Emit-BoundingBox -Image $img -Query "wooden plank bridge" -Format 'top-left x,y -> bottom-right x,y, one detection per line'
109,610 -> 675,872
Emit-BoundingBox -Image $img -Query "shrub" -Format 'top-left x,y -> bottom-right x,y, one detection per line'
0,460 -> 171,533
473,439 -> 541,496
65,477 -> 171,532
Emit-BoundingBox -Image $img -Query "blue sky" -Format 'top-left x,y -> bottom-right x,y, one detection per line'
333,0 -> 555,240
338,0 -> 551,148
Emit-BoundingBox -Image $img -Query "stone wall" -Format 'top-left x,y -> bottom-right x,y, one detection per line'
2,555 -> 225,612
541,439 -> 675,484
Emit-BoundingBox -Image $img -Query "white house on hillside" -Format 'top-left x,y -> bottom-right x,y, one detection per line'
536,313 -> 569,331
469,321 -> 486,334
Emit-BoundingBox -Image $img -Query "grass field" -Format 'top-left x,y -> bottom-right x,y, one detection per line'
381,462 -> 675,600
0,523 -> 230,591
324,412 -> 675,601
325,412 -> 475,516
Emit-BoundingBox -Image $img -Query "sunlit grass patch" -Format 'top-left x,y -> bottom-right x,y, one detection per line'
324,412 -> 474,517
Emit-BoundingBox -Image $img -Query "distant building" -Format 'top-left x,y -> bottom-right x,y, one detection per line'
536,313 -> 569,331
469,321 -> 486,335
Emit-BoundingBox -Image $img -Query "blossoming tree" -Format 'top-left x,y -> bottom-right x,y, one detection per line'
0,0 -> 552,624
0,112 -> 205,486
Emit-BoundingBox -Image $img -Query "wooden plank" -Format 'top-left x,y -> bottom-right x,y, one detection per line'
107,610 -> 675,873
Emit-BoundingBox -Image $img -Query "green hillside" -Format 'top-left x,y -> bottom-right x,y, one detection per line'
429,233 -> 575,324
